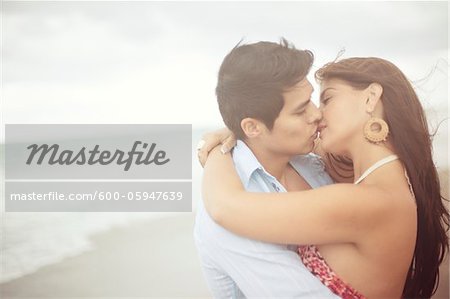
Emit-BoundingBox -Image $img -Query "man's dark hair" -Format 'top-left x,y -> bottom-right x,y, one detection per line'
216,38 -> 314,140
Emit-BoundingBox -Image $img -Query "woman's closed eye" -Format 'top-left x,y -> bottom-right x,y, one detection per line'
322,97 -> 332,105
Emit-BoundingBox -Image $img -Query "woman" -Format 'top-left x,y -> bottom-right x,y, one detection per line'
199,57 -> 449,298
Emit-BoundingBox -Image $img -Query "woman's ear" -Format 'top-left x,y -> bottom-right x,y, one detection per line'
366,83 -> 383,113
240,118 -> 263,139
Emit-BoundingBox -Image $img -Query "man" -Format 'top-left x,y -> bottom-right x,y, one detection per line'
194,39 -> 339,298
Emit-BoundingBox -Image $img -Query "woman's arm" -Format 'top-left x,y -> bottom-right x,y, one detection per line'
202,147 -> 391,246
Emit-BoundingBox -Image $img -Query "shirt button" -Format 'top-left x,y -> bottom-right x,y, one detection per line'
271,183 -> 280,192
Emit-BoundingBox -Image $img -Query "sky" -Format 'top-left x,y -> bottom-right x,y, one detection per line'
2,1 -> 448,132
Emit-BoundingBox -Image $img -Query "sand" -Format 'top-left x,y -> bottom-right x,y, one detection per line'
0,214 -> 211,298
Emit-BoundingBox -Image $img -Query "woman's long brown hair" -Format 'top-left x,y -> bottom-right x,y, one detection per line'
315,57 -> 449,298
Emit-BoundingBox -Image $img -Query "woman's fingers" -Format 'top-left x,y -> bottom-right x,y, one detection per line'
197,132 -> 223,167
197,128 -> 235,167
197,141 -> 212,168
220,134 -> 237,154
196,139 -> 207,167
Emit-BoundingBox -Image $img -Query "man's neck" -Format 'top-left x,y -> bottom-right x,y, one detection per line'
243,140 -> 291,182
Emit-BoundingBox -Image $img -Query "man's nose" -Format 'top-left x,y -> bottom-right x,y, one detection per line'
308,104 -> 323,124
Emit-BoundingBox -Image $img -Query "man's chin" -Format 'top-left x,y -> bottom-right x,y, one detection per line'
292,144 -> 314,156
306,140 -> 316,152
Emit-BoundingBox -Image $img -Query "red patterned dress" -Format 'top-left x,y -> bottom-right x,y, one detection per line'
298,245 -> 367,299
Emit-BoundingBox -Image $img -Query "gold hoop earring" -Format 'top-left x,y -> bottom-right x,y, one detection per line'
364,117 -> 389,143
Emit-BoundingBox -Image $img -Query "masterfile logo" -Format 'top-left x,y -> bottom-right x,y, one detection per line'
6,124 -> 191,179
26,141 -> 170,171
5,124 -> 192,212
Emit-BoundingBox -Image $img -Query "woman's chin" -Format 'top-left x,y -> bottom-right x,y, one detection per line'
319,138 -> 338,155
319,137 -> 330,150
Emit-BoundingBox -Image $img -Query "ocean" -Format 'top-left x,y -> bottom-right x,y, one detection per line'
0,128 -> 205,283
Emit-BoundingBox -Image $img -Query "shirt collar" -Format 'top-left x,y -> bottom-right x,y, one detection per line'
232,140 -> 267,188
232,140 -> 322,189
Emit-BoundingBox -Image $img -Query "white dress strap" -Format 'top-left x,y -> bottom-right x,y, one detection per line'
354,155 -> 399,185
404,169 -> 417,201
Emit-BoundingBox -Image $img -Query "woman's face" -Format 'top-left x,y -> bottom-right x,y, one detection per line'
318,78 -> 369,155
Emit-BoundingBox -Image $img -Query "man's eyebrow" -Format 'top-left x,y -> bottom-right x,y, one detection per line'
294,98 -> 311,111
320,87 -> 336,102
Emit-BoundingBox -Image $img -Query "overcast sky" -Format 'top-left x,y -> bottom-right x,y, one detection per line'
3,1 -> 448,130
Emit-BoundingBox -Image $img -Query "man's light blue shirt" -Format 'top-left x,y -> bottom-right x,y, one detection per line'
194,140 -> 339,298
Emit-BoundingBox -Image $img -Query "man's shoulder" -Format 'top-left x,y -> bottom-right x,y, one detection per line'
194,198 -> 287,252
290,153 -> 334,188
290,153 -> 325,170
230,140 -> 263,186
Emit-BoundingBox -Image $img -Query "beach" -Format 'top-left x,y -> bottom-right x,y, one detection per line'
0,213 -> 211,298
1,1 -> 448,298
0,170 -> 448,298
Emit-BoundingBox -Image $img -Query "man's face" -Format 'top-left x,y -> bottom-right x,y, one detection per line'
260,78 -> 322,156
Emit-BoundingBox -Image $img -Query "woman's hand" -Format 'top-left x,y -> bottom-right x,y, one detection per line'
197,127 -> 237,167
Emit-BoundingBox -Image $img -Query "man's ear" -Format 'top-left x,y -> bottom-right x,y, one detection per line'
241,118 -> 264,139
366,83 -> 383,113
